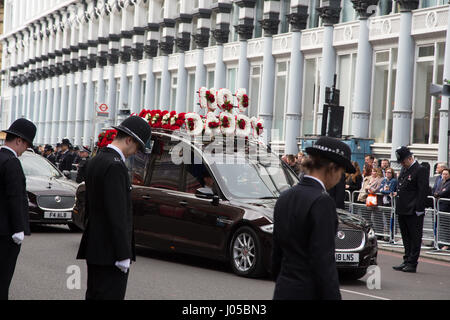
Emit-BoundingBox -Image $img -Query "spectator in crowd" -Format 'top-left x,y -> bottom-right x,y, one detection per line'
363,154 -> 375,177
43,145 -> 56,165
432,162 -> 448,195
59,139 -> 76,172
357,167 -> 383,203
345,161 -> 363,202
285,154 -> 300,175
380,159 -> 390,177
379,168 -> 398,206
434,168 -> 450,250
296,152 -> 305,177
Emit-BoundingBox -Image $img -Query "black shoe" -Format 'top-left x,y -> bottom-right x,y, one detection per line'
393,263 -> 407,271
402,265 -> 417,273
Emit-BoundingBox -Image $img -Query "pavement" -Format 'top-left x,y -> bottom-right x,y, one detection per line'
377,238 -> 450,263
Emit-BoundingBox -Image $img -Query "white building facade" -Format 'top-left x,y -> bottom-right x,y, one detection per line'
1,0 -> 450,166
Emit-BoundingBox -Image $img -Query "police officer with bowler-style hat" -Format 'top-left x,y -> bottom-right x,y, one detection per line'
77,116 -> 152,300
272,136 -> 356,300
392,146 -> 429,273
76,146 -> 91,184
0,118 -> 37,300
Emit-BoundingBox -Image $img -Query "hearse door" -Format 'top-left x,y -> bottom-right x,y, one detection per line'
133,136 -> 185,250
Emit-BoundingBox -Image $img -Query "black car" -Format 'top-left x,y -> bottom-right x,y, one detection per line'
73,129 -> 377,279
20,150 -> 80,231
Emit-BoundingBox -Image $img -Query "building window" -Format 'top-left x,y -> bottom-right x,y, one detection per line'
254,0 -> 264,38
187,72 -> 196,113
249,65 -> 262,118
230,2 -> 239,42
207,70 -> 215,88
341,0 -> 356,23
272,61 -> 289,141
170,75 -> 177,110
308,0 -> 320,29
412,42 -> 444,144
370,48 -> 397,143
226,67 -> 237,95
378,0 -> 393,16
302,57 -> 320,136
279,0 -> 292,34
336,53 -> 357,136
155,76 -> 162,107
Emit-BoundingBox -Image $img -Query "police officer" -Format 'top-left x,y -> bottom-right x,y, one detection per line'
393,146 -> 429,273
59,139 -> 76,172
77,116 -> 151,300
44,144 -> 56,165
0,118 -> 37,300
272,137 -> 356,300
76,146 -> 91,184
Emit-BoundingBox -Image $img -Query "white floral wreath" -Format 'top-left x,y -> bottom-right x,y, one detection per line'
199,87 -> 208,109
220,112 -> 236,136
204,112 -> 221,137
161,112 -> 171,125
251,117 -> 264,138
236,114 -> 251,138
236,88 -> 249,113
217,88 -> 234,113
185,113 -> 204,136
207,87 -> 217,111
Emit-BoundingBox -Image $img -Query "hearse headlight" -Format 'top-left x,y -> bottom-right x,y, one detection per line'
260,224 -> 274,234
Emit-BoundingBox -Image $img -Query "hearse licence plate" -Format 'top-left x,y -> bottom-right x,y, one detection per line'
335,253 -> 359,263
44,211 -> 72,219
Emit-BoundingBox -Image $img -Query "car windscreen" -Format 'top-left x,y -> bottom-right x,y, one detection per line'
210,155 -> 299,200
20,153 -> 62,178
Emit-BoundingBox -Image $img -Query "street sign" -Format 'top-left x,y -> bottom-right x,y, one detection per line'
96,103 -> 109,117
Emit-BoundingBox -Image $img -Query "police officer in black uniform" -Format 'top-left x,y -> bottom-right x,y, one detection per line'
272,137 -> 356,300
59,138 -> 76,172
393,146 -> 429,273
0,118 -> 36,300
77,116 -> 151,300
44,144 -> 56,165
76,146 -> 91,184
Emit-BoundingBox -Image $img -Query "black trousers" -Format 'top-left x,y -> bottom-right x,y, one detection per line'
86,264 -> 129,300
0,236 -> 21,300
398,214 -> 425,267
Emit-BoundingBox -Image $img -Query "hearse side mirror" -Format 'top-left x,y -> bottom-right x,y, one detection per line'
63,170 -> 71,179
196,188 -> 220,206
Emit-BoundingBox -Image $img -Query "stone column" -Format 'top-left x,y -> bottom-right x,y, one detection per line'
175,2 -> 192,113
26,26 -> 36,121
44,16 -> 56,144
192,4 -> 212,114
38,21 -> 49,144
259,0 -> 280,145
351,0 -> 379,138
51,13 -> 63,144
159,2 -> 176,110
117,0 -> 134,124
236,0 -> 256,93
212,0 -> 232,90
67,5 -> 80,141
390,0 -> 418,160
59,12 -> 71,141
106,0 -> 122,127
130,0 -> 147,115
284,1 -> 309,155
316,0 -> 341,135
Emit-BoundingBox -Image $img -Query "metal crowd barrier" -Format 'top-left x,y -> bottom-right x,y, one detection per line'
343,190 -> 450,255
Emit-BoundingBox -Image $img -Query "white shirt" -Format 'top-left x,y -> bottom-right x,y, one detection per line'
304,175 -> 326,192
107,144 -> 126,163
0,146 -> 18,158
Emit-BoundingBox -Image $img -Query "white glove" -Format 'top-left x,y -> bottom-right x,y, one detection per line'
12,232 -> 24,245
115,259 -> 131,273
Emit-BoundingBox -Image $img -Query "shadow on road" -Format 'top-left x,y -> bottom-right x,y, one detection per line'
30,224 -> 76,233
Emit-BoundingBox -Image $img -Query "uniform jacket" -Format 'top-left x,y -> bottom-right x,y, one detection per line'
0,148 -> 30,236
272,177 -> 341,300
395,161 -> 429,216
58,150 -> 76,171
434,178 -> 450,212
46,153 -> 56,165
76,148 -> 136,265
76,157 -> 89,184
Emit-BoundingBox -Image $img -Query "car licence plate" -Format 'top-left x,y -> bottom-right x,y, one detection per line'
335,253 -> 359,263
44,211 -> 72,219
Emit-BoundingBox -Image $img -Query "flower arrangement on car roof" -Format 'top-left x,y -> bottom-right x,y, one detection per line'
96,129 -> 118,149
136,88 -> 264,139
